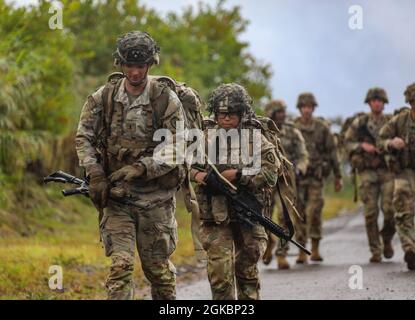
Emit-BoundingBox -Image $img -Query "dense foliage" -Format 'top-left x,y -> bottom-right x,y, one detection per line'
0,0 -> 272,180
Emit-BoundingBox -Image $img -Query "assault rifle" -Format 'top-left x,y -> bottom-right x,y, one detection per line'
43,170 -> 148,209
203,165 -> 310,255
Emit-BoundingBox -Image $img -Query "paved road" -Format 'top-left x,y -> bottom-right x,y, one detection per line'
177,210 -> 415,300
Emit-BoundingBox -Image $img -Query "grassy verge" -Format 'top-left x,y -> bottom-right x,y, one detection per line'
323,175 -> 360,220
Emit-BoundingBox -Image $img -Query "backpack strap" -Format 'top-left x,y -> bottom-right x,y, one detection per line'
99,73 -> 124,173
149,77 -> 171,129
149,75 -> 177,93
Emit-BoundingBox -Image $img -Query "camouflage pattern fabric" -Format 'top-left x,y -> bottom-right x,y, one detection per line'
344,113 -> 396,255
191,114 -> 281,300
379,108 -> 415,256
293,116 -> 342,244
76,75 -> 185,300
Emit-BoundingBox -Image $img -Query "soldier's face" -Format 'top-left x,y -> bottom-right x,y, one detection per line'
368,99 -> 385,114
300,105 -> 314,120
273,110 -> 286,124
122,63 -> 150,87
217,112 -> 240,129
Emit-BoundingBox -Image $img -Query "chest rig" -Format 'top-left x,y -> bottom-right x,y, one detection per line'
99,73 -> 170,172
301,121 -> 324,161
354,114 -> 390,171
295,118 -> 333,179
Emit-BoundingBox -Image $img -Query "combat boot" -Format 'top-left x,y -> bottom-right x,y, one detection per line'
383,240 -> 394,259
369,252 -> 382,263
404,251 -> 415,270
277,256 -> 290,270
310,239 -> 323,262
296,250 -> 308,264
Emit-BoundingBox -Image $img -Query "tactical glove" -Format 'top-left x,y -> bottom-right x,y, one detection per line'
88,164 -> 110,209
109,164 -> 146,183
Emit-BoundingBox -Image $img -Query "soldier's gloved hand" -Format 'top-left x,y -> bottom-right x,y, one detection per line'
88,164 -> 110,209
109,186 -> 126,199
109,164 -> 146,183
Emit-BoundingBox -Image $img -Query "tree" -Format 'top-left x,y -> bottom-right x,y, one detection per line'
61,0 -> 272,102
0,0 -> 273,179
0,0 -> 76,178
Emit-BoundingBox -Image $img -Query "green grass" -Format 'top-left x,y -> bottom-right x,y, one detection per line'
323,175 -> 360,220
0,180 -> 196,300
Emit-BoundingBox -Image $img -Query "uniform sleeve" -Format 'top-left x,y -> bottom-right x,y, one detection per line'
293,128 -> 309,173
239,134 -> 281,189
138,89 -> 186,180
75,88 -> 104,176
325,126 -> 342,178
344,117 -> 363,154
378,115 -> 399,153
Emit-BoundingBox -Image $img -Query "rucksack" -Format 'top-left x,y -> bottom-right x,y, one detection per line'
148,75 -> 204,130
243,115 -> 302,224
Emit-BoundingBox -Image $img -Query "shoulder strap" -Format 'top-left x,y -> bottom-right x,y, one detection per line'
102,76 -> 123,135
149,75 -> 177,93
149,77 -> 171,129
99,75 -> 124,173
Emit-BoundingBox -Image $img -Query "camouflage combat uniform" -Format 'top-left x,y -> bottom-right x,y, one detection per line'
378,83 -> 415,270
75,32 -> 186,299
294,95 -> 342,248
263,100 -> 309,260
273,121 -> 308,256
344,109 -> 395,258
190,84 -> 281,299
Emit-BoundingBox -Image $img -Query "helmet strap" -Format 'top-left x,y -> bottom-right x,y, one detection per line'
120,64 -> 150,88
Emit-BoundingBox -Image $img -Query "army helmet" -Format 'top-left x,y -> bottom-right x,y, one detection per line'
264,99 -> 287,118
113,31 -> 160,65
404,83 -> 415,104
296,92 -> 318,109
207,83 -> 252,117
364,87 -> 389,104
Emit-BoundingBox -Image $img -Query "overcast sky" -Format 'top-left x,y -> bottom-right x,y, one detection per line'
10,0 -> 415,118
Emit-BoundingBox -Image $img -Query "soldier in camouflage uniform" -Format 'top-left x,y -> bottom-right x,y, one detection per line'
189,84 -> 281,299
344,88 -> 396,263
378,83 -> 415,270
75,31 -> 186,299
294,93 -> 343,263
262,99 -> 309,269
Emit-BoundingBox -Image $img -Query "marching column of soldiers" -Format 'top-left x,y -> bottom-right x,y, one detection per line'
75,30 -> 415,300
